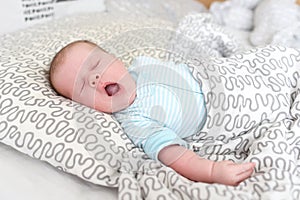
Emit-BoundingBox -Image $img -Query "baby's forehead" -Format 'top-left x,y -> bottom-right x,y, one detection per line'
68,42 -> 96,54
62,42 -> 99,70
64,42 -> 95,63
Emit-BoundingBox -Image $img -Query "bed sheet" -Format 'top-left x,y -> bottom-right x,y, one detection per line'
0,143 -> 118,200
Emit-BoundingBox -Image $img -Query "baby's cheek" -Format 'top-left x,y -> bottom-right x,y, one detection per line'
78,88 -> 98,109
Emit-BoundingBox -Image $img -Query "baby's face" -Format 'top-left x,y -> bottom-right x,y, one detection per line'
53,42 -> 136,113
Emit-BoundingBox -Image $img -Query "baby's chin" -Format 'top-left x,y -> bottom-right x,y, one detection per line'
110,89 -> 136,113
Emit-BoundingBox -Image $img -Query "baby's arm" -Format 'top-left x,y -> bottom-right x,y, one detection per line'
158,145 -> 255,186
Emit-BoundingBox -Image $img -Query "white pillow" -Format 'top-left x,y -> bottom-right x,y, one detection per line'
0,0 -> 106,35
250,0 -> 300,46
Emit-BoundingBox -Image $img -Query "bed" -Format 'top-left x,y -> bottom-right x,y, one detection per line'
0,0 -> 300,199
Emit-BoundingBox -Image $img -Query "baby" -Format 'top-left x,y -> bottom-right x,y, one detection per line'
49,40 -> 255,186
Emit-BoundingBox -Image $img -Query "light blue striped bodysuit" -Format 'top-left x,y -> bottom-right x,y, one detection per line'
113,56 -> 207,160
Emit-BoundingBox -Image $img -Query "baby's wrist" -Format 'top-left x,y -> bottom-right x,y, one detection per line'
210,161 -> 216,183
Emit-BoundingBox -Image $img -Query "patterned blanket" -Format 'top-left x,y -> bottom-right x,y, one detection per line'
117,15 -> 300,200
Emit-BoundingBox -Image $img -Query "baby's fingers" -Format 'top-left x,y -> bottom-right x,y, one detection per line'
236,162 -> 255,175
229,163 -> 255,186
234,167 -> 254,185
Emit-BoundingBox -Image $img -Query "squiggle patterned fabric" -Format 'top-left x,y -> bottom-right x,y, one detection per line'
1,9 -> 300,200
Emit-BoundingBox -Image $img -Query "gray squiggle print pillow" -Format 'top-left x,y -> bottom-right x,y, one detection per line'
0,12 -> 237,187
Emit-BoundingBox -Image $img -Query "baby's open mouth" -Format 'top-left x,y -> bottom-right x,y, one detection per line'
105,83 -> 120,96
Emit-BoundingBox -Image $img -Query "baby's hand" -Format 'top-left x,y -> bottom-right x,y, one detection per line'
211,160 -> 255,186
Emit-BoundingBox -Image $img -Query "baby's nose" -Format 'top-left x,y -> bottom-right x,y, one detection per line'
88,74 -> 100,87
